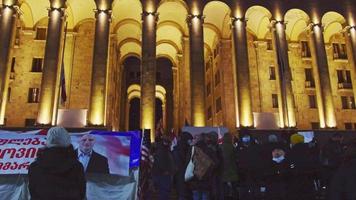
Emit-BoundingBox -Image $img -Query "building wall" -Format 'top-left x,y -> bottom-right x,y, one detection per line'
68,21 -> 95,110
3,8 -> 356,131
5,20 -> 48,127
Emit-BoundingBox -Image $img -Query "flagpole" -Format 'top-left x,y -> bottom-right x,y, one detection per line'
54,21 -> 68,126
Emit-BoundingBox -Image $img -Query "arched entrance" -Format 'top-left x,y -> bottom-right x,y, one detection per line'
129,97 -> 140,130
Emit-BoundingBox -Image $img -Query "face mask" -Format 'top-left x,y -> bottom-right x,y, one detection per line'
273,155 -> 285,163
242,136 -> 251,143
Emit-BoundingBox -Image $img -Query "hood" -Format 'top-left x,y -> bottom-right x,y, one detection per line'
36,146 -> 78,174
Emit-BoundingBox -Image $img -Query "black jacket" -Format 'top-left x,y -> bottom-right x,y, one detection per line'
76,149 -> 110,174
28,146 -> 86,200
328,158 -> 356,200
152,142 -> 176,176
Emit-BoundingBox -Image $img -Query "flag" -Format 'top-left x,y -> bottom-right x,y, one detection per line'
60,62 -> 67,105
137,129 -> 153,200
60,22 -> 68,105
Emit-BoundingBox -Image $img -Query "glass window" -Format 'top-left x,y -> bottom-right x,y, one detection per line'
351,97 -> 356,109
35,27 -> 47,40
305,68 -> 315,88
216,97 -> 222,112
28,88 -> 40,103
7,87 -> 11,102
31,58 -> 43,72
301,41 -> 311,58
206,82 -> 211,96
341,96 -> 348,109
272,94 -> 278,108
207,106 -> 212,119
11,57 -> 15,72
308,95 -> 317,109
345,71 -> 352,84
267,40 -> 273,50
333,43 -> 340,59
333,43 -> 348,59
340,44 -> 348,59
269,66 -> 276,80
215,70 -> 220,86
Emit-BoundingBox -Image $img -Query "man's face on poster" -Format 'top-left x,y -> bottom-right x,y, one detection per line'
79,134 -> 95,153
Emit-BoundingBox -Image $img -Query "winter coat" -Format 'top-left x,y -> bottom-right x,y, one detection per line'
152,142 -> 176,176
321,140 -> 345,168
189,140 -> 219,191
173,133 -> 192,174
264,158 -> 290,200
328,158 -> 356,200
221,134 -> 239,182
28,146 -> 86,200
287,143 -> 319,200
236,143 -> 263,184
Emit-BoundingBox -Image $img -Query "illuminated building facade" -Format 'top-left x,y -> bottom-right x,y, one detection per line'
1,0 -> 356,140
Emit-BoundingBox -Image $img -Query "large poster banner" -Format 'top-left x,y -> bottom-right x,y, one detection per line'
0,131 -> 140,176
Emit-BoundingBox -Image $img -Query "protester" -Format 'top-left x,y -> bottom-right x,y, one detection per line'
328,141 -> 356,200
173,132 -> 193,200
236,133 -> 262,200
288,133 -> 319,200
188,133 -> 218,200
28,127 -> 86,200
264,148 -> 290,200
152,135 -> 176,200
221,133 -> 239,200
206,132 -> 223,200
321,133 -> 346,188
260,134 -> 287,168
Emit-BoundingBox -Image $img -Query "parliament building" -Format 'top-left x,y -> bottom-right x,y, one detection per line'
1,0 -> 356,139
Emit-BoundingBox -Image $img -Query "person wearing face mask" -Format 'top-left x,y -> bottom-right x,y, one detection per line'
152,135 -> 176,200
236,133 -> 261,200
172,132 -> 193,200
263,149 -> 290,200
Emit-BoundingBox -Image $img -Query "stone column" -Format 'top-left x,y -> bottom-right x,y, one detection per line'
231,17 -> 253,127
180,37 -> 192,126
88,0 -> 113,126
187,14 -> 206,127
37,0 -> 66,125
346,26 -> 356,98
271,20 -> 296,128
309,23 -> 336,128
172,66 -> 179,131
141,1 -> 158,141
0,1 -> 18,125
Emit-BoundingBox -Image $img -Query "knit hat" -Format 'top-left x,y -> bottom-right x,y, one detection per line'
290,133 -> 304,145
268,134 -> 278,143
46,127 -> 71,148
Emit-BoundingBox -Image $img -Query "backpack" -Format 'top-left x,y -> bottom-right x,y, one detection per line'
193,146 -> 214,180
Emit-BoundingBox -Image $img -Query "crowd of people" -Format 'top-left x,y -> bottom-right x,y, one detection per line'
24,126 -> 356,200
150,131 -> 356,200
